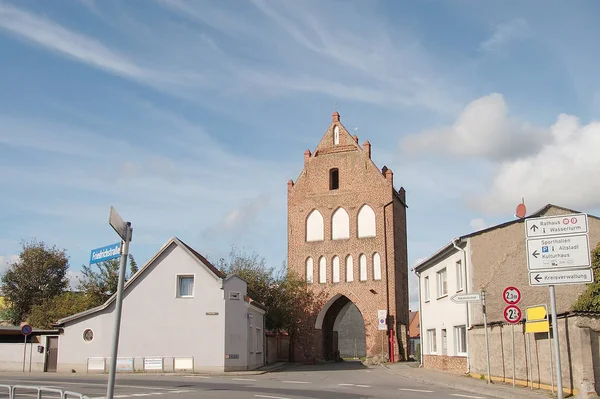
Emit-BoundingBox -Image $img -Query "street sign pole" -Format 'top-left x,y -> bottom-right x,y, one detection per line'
482,290 -> 491,383
106,207 -> 133,399
21,324 -> 32,373
22,334 -> 26,373
511,323 -> 515,388
549,285 -> 564,399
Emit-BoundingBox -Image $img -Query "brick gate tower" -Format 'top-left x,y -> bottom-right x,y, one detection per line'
287,112 -> 409,363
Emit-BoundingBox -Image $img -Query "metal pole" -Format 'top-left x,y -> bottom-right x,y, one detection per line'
482,290 -> 491,383
106,224 -> 132,399
528,333 -> 533,390
549,285 -> 564,399
29,337 -> 33,372
22,335 -> 27,372
511,324 -> 515,388
549,330 -> 554,395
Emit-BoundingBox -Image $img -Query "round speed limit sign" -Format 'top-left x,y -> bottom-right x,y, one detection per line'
504,305 -> 522,324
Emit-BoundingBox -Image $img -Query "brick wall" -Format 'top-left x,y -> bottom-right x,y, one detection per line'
423,355 -> 467,374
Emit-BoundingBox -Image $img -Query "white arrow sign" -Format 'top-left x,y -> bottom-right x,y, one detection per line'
529,269 -> 593,286
450,293 -> 481,303
526,213 -> 588,238
526,234 -> 591,271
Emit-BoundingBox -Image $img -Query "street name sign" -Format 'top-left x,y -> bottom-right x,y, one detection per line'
504,305 -> 522,324
90,242 -> 122,265
109,206 -> 129,241
503,286 -> 521,304
450,293 -> 481,303
529,269 -> 593,286
526,213 -> 588,238
526,234 -> 591,271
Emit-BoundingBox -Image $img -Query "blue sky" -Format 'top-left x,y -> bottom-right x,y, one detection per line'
2,0 -> 600,310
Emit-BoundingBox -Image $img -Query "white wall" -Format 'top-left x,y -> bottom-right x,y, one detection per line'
224,276 -> 248,371
420,249 -> 470,358
0,338 -> 46,371
247,305 -> 266,370
58,243 -> 227,372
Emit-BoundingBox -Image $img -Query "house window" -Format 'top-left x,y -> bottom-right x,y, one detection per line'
306,210 -> 324,241
229,291 -> 240,300
334,125 -> 340,145
436,268 -> 447,298
177,275 -> 194,298
256,328 -> 263,353
319,256 -> 327,283
427,329 -> 437,354
456,260 -> 463,292
329,168 -> 339,190
455,325 -> 467,355
331,208 -> 350,239
359,254 -> 367,281
373,252 -> 382,280
82,329 -> 94,342
332,256 -> 340,283
306,257 -> 314,283
424,276 -> 430,302
441,329 -> 447,355
357,205 -> 376,238
346,255 -> 354,282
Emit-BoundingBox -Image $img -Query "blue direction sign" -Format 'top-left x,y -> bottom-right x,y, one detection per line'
90,242 -> 122,265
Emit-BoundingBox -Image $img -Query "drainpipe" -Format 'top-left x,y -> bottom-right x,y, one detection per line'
452,238 -> 470,374
382,200 -> 394,362
415,269 -> 424,368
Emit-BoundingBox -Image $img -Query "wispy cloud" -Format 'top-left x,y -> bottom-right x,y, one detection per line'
0,254 -> 18,277
480,18 -> 528,54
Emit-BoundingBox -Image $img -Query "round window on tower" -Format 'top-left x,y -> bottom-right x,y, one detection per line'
83,329 -> 94,342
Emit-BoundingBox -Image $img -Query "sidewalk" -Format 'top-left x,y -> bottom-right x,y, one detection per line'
381,363 -> 553,399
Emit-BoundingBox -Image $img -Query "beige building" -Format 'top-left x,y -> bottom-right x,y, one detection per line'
414,204 -> 600,397
287,112 -> 409,363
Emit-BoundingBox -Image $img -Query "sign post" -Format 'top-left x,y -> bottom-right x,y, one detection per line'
21,324 -> 32,372
526,213 -> 592,399
503,286 -> 521,389
106,207 -> 133,399
481,290 -> 491,383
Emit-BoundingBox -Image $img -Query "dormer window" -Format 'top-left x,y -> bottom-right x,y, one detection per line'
333,126 -> 340,145
329,168 -> 339,190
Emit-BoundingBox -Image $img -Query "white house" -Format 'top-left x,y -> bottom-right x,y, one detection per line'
54,237 -> 266,373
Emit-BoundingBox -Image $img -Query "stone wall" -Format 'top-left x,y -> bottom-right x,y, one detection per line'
423,354 -> 467,374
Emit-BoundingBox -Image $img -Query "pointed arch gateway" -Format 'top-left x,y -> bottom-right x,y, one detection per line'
314,294 -> 367,360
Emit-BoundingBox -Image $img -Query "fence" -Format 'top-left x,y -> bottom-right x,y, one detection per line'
0,384 -> 90,399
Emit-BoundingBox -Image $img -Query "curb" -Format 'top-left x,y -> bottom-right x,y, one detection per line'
380,364 -> 549,399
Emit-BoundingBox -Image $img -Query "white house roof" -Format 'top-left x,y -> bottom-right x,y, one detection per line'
55,237 -> 225,325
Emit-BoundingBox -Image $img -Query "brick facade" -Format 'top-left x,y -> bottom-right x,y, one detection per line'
287,112 -> 409,363
423,355 -> 467,374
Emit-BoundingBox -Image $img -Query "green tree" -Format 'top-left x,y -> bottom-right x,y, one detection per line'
28,292 -> 96,329
573,241 -> 600,311
77,254 -> 138,307
1,239 -> 69,324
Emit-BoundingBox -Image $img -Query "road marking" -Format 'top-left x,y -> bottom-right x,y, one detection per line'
338,383 -> 354,386
254,395 -> 291,399
131,394 -> 153,397
232,378 -> 258,381
450,395 -> 484,399
149,393 -> 164,395
166,391 -> 193,394
355,384 -> 371,388
399,388 -> 434,393
281,380 -> 310,384
184,375 -> 211,378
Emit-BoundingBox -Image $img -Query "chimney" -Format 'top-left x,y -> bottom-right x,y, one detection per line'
304,149 -> 311,165
288,179 -> 294,191
353,135 -> 359,144
332,111 -> 340,123
363,140 -> 371,159
385,168 -> 393,185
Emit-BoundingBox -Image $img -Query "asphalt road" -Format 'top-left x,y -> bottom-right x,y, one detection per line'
0,363 -> 495,399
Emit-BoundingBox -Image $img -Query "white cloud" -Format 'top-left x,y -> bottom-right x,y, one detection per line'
402,93 -> 546,160
473,114 -> 600,214
203,194 -> 271,238
470,218 -> 488,232
480,18 -> 528,54
0,254 -> 18,277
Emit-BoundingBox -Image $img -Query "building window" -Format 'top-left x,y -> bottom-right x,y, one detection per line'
373,252 -> 382,280
359,254 -> 367,281
424,276 -> 430,302
329,168 -> 339,190
334,125 -> 340,145
331,208 -> 350,239
83,329 -> 94,342
256,328 -> 263,353
306,257 -> 314,283
177,275 -> 194,298
229,291 -> 240,300
319,256 -> 327,283
456,260 -> 463,292
455,325 -> 467,355
436,268 -> 447,298
306,210 -> 324,242
441,329 -> 448,355
357,205 -> 376,238
346,255 -> 354,282
332,256 -> 340,283
427,329 -> 437,354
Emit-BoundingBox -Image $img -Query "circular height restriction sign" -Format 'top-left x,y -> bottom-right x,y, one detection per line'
503,286 -> 521,305
504,305 -> 522,324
